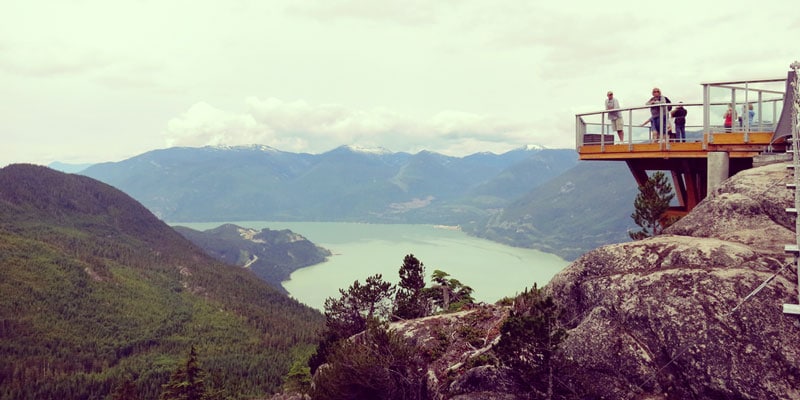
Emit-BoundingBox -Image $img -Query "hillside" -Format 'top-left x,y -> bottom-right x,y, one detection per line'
0,164 -> 324,399
464,161 -> 638,260
173,223 -> 332,292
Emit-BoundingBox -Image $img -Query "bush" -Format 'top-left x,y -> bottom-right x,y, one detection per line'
310,324 -> 428,400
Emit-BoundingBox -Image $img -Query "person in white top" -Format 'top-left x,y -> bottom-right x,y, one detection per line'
605,91 -> 624,141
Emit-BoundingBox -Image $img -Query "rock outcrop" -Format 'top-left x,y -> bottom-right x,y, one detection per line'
547,162 -> 800,398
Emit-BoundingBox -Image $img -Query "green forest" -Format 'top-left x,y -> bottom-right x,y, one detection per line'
0,164 -> 325,399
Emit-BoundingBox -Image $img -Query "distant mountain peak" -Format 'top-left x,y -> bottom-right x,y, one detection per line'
207,144 -> 279,152
341,144 -> 392,155
520,144 -> 547,151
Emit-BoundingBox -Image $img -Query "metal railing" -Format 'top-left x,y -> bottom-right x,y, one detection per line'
576,78 -> 787,151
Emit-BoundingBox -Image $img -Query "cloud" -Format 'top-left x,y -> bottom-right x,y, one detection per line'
165,102 -> 265,147
286,0 -> 451,26
0,41 -> 111,78
164,98 -> 543,155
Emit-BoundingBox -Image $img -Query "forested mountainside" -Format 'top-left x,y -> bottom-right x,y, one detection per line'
464,161 -> 639,260
79,145 -> 579,224
0,164 -> 324,400
173,223 -> 332,292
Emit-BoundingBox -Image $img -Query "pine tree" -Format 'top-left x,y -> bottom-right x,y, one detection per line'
160,346 -> 207,400
322,274 -> 395,340
629,171 -> 675,240
429,269 -> 474,312
495,285 -> 566,399
394,254 -> 429,320
310,274 -> 396,373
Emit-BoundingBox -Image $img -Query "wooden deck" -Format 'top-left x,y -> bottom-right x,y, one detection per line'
577,131 -> 786,217
578,132 -> 780,160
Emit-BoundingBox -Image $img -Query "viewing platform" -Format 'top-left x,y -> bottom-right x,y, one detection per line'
575,73 -> 795,216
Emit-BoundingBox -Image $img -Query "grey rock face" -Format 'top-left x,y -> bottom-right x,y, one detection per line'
548,163 -> 800,399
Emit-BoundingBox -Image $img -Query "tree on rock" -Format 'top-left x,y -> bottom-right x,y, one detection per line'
429,269 -> 474,312
310,323 -> 427,400
495,285 -> 566,399
310,274 -> 395,372
394,254 -> 429,320
629,171 -> 675,240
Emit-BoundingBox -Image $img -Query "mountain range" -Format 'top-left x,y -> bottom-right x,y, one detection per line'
78,144 -> 577,222
77,144 -> 636,260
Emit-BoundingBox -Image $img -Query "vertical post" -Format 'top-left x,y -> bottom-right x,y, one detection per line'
758,91 -> 763,131
627,108 -> 633,149
703,83 -> 710,148
793,62 -> 800,307
601,113 -> 606,147
785,61 -> 800,315
744,82 -> 750,141
731,88 -> 737,132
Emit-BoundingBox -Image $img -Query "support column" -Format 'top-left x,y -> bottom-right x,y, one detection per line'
707,152 -> 730,193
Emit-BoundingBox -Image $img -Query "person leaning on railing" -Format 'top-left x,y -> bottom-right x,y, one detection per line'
644,87 -> 671,141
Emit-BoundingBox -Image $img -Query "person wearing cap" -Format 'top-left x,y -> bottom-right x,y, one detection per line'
605,91 -> 624,141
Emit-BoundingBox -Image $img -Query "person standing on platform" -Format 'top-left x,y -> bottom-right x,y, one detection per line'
671,102 -> 688,142
605,91 -> 624,142
646,88 -> 671,140
724,104 -> 735,132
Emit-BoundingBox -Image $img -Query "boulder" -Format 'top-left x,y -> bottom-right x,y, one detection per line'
547,163 -> 800,398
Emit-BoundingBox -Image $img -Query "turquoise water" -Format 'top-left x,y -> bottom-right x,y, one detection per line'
176,221 -> 570,310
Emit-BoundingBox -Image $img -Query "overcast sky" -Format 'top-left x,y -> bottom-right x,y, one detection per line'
2,0 -> 798,166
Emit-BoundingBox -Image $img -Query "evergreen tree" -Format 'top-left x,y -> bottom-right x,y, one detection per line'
323,274 -> 395,340
310,274 -> 395,373
495,285 -> 566,399
394,254 -> 429,320
429,269 -> 474,312
283,358 -> 313,394
160,346 -> 208,400
310,323 -> 427,400
629,171 -> 675,240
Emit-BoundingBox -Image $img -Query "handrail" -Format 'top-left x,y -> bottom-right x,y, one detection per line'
577,78 -> 788,151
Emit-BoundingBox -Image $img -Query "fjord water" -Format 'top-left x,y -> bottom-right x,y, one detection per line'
179,221 -> 570,310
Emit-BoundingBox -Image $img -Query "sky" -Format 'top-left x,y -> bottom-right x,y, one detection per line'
2,0 -> 799,166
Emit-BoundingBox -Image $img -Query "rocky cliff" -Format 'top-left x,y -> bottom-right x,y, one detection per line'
546,162 -> 800,398
383,162 -> 800,399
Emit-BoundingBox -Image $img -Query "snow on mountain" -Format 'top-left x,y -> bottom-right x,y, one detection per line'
343,145 -> 393,155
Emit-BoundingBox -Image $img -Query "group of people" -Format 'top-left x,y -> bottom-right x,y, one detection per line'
723,103 -> 755,132
605,89 -> 758,143
604,88 -> 687,143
